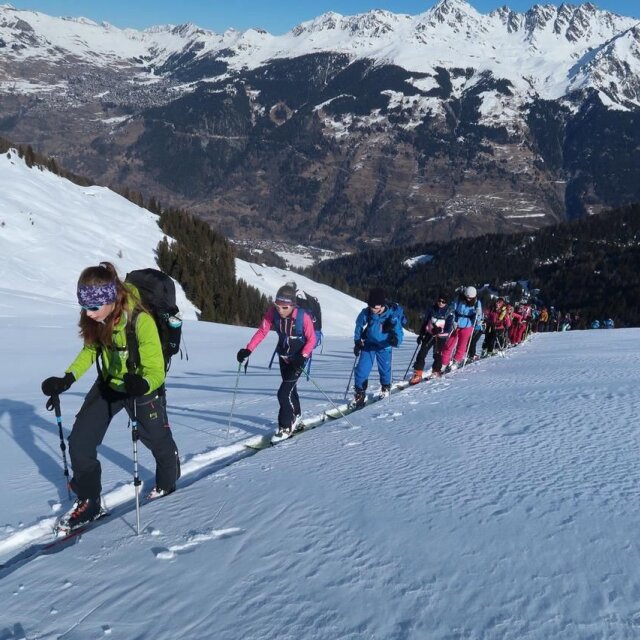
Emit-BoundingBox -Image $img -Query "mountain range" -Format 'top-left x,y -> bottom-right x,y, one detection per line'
0,0 -> 639,249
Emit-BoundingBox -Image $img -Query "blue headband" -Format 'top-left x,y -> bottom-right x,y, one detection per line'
77,282 -> 117,307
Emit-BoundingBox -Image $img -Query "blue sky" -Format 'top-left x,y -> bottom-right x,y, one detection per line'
6,1 -> 640,34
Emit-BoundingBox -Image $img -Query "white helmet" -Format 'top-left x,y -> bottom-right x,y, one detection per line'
463,286 -> 477,299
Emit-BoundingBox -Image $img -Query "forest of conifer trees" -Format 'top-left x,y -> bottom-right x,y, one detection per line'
304,204 -> 640,329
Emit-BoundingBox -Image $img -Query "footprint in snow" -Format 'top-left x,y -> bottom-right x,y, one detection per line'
153,528 -> 244,560
102,625 -> 112,635
49,500 -> 62,513
144,526 -> 161,536
375,411 -> 403,420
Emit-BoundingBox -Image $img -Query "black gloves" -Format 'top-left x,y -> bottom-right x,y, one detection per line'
353,341 -> 363,357
123,373 -> 149,397
41,372 -> 75,396
292,352 -> 307,374
432,326 -> 442,335
416,334 -> 424,345
381,317 -> 394,333
237,348 -> 251,363
389,333 -> 399,347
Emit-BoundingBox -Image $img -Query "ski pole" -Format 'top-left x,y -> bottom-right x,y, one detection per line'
307,373 -> 357,429
343,354 -> 358,400
403,341 -> 421,380
130,398 -> 142,536
461,315 -> 480,369
226,362 -> 243,438
47,395 -> 71,500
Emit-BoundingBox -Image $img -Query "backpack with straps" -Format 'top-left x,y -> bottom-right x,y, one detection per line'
125,269 -> 182,373
387,302 -> 408,329
295,291 -> 323,347
381,302 -> 407,346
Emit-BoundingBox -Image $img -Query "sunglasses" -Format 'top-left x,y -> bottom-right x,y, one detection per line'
80,304 -> 102,311
437,298 -> 447,304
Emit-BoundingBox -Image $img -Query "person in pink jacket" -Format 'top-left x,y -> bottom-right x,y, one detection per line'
236,283 -> 317,435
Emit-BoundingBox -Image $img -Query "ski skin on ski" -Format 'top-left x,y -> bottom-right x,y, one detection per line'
245,388 -> 395,450
247,347 -> 519,450
0,485 -> 162,575
0,511 -> 110,574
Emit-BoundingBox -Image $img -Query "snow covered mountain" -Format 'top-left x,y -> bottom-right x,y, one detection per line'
1,1 -> 639,248
1,1 -> 636,104
0,146 -> 363,334
1,142 -> 640,637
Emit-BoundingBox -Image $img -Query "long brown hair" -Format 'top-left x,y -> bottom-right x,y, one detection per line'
78,262 -> 130,347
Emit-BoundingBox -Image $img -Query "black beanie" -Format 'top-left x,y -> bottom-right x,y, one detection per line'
367,287 -> 386,307
275,284 -> 296,305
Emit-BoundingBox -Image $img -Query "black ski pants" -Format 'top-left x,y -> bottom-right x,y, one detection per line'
414,334 -> 447,372
277,359 -> 303,430
68,380 -> 180,500
468,329 -> 484,358
484,327 -> 506,354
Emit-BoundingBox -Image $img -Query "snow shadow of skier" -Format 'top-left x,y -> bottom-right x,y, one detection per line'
0,398 -> 148,502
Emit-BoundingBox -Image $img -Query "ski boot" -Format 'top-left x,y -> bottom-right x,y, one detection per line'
409,370 -> 423,385
353,388 -> 366,409
147,486 -> 176,501
56,497 -> 104,533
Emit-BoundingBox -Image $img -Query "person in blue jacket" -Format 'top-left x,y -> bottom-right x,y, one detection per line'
352,288 -> 404,408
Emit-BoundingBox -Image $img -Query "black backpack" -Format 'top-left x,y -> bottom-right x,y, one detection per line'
295,291 -> 323,347
125,268 -> 182,372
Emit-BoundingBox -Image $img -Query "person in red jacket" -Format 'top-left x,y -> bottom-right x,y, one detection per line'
236,283 -> 317,435
483,297 -> 512,354
507,303 -> 523,345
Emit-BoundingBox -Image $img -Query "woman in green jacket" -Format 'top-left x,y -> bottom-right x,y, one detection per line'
41,262 -> 180,531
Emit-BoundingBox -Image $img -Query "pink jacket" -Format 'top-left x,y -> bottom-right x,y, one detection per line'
246,306 -> 317,358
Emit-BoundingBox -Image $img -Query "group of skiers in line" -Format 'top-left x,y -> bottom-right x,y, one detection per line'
236,282 -> 534,435
38,264 -> 535,533
530,307 -> 615,332
406,287 -> 532,385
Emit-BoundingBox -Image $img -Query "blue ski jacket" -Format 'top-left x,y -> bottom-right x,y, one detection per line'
354,306 -> 404,350
452,297 -> 482,329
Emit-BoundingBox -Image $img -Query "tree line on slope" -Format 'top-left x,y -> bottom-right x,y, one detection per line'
303,203 -> 640,329
156,208 -> 270,324
0,137 -> 270,325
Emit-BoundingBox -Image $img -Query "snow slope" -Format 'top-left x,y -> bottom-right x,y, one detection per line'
0,148 -> 198,318
0,148 -> 639,639
1,293 -> 639,638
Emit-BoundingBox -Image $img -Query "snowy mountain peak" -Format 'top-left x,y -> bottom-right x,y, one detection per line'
428,0 -> 482,23
417,0 -> 484,35
292,11 -> 343,36
169,22 -> 211,38
492,5 -> 525,33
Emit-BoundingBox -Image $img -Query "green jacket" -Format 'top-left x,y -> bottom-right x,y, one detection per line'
65,291 -> 165,395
